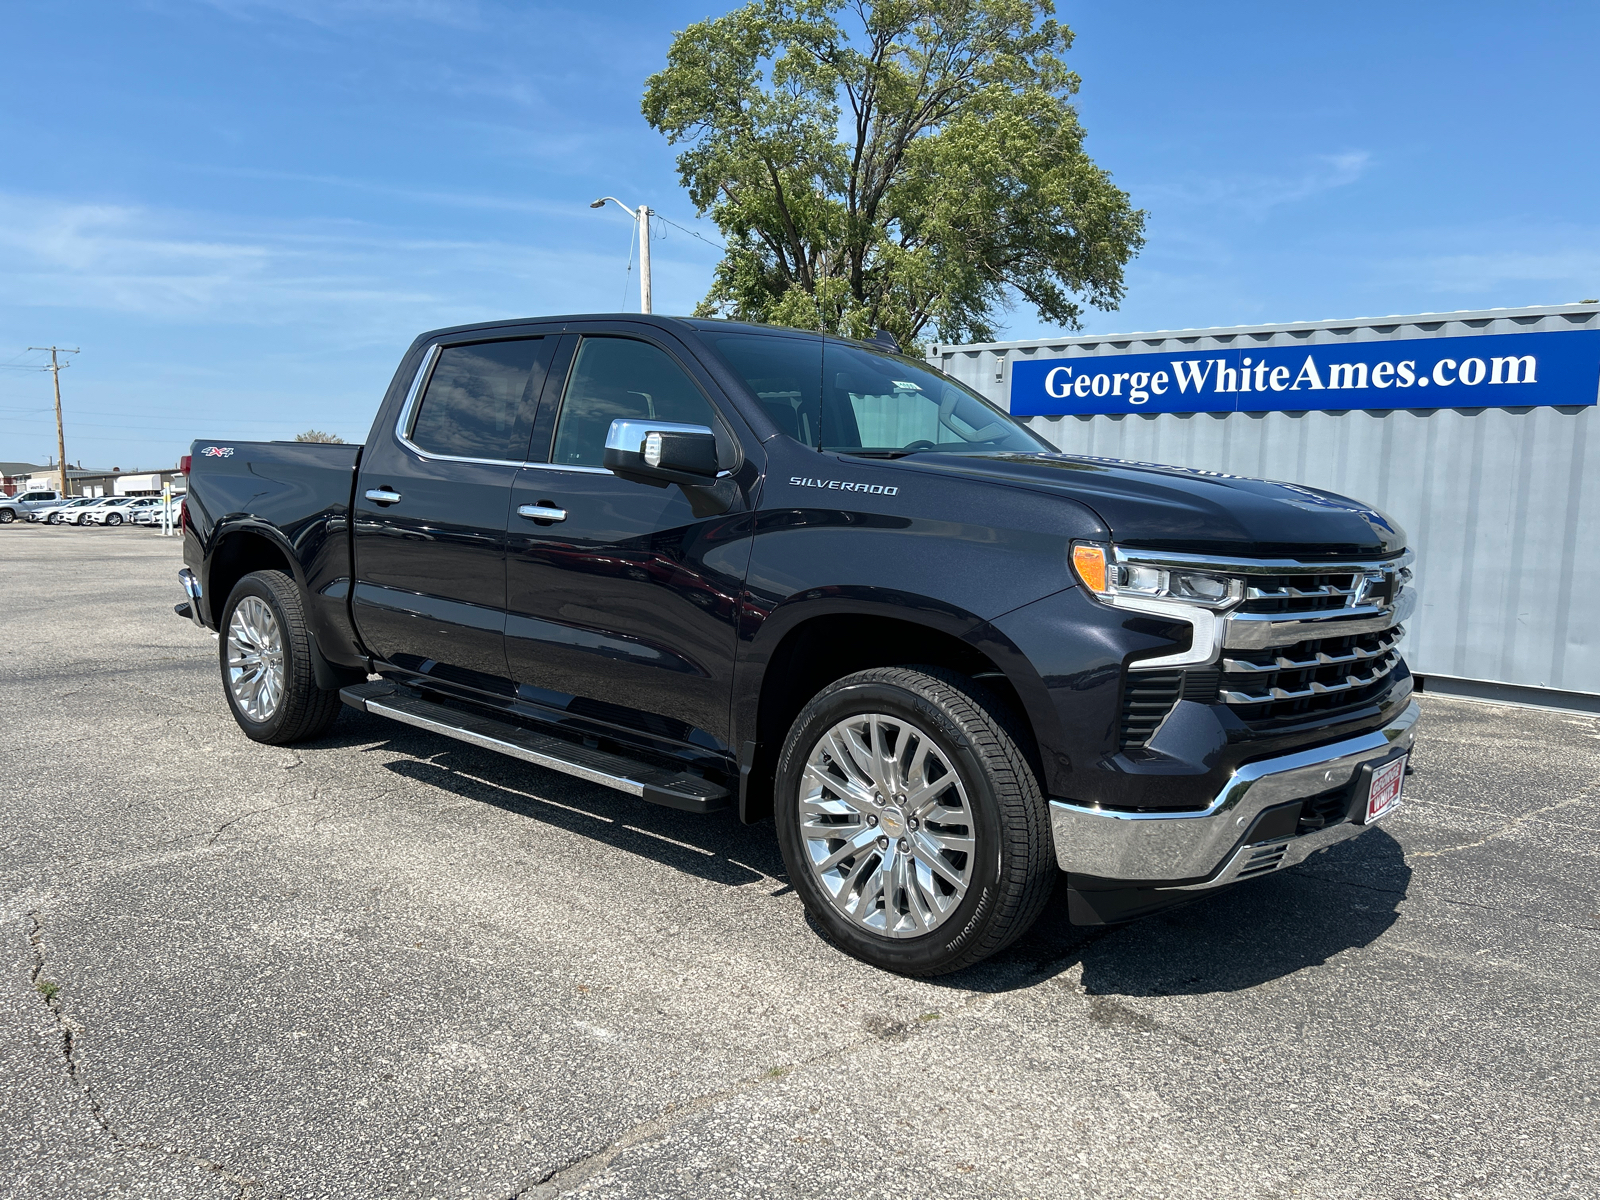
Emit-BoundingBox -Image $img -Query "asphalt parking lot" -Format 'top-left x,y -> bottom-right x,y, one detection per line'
2,524 -> 1596,1200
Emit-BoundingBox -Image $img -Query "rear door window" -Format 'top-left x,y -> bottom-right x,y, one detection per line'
406,338 -> 547,462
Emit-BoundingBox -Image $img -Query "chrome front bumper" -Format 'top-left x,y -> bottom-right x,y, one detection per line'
1050,701 -> 1419,890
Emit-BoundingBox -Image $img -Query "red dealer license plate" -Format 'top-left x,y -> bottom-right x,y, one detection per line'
1362,755 -> 1407,824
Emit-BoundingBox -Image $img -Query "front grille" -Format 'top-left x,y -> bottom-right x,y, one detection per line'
1236,571 -> 1364,615
1115,553 -> 1412,747
1234,562 -> 1413,616
1218,627 -> 1405,722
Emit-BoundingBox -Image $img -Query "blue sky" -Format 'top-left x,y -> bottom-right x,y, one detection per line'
2,0 -> 1596,469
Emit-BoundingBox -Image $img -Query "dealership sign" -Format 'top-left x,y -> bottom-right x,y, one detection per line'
1009,330 -> 1600,416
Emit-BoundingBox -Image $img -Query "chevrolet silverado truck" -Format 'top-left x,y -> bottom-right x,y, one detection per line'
179,314 -> 1419,975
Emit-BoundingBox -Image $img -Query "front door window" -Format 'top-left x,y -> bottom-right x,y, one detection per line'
551,337 -> 720,468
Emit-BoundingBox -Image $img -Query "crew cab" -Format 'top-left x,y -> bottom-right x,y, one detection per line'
179,314 -> 1419,975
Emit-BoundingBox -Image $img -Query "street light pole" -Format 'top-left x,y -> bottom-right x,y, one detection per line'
589,197 -> 652,313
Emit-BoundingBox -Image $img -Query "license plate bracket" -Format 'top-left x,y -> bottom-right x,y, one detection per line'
1350,750 -> 1408,825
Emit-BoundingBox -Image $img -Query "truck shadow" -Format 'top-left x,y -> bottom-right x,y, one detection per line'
365,728 -> 787,889
345,714 -> 1411,997
966,830 -> 1413,997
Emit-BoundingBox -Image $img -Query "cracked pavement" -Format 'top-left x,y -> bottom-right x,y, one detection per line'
2,524 -> 1596,1199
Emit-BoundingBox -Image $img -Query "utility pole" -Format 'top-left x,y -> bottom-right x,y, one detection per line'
28,346 -> 78,495
589,197 -> 652,313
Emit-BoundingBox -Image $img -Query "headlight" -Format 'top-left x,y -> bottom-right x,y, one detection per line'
1070,542 -> 1242,611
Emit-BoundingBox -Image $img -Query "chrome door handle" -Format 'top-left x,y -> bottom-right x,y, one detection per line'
365,488 -> 403,505
518,504 -> 567,522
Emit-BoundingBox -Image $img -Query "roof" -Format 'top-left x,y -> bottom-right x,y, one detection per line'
930,302 -> 1600,354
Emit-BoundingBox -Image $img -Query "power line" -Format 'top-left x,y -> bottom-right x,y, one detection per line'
619,214 -> 638,312
654,213 -> 726,252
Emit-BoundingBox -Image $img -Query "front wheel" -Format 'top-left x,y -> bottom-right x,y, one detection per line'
218,570 -> 342,744
774,667 -> 1055,977
47,513 -> 62,524
105,512 -> 123,526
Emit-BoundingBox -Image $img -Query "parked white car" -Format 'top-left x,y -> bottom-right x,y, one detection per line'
83,496 -> 163,526
30,497 -> 100,524
67,498 -> 121,525
132,495 -> 185,527
0,488 -> 63,523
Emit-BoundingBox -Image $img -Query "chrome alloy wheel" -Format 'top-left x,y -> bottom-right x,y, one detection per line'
226,595 -> 286,723
799,713 -> 976,938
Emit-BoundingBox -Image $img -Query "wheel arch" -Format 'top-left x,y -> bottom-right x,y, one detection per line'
204,522 -> 303,629
735,593 -> 1062,823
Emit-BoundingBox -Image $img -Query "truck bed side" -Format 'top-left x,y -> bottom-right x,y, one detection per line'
183,440 -> 367,674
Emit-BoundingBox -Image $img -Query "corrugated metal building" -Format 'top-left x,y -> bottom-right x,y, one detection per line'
929,303 -> 1600,710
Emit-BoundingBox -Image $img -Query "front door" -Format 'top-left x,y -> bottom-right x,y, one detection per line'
504,331 -> 754,754
353,334 -> 554,693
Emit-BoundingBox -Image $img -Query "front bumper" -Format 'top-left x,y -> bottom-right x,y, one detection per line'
1050,700 -> 1419,890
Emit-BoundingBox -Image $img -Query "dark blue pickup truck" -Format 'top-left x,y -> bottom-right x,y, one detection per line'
179,314 -> 1419,975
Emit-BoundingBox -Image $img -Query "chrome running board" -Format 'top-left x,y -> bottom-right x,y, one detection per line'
339,681 -> 730,814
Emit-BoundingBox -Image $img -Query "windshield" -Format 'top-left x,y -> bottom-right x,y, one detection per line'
711,332 -> 1054,457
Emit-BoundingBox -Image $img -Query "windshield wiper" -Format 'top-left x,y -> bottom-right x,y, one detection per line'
828,448 -> 916,459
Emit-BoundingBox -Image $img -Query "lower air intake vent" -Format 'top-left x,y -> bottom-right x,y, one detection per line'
1118,671 -> 1182,750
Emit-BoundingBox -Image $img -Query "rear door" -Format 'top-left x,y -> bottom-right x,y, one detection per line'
353,333 -> 556,693
503,328 -> 756,754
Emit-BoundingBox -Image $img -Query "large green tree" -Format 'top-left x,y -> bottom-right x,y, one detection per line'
642,0 -> 1145,347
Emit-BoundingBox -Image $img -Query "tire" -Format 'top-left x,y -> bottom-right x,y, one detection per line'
0,509 -> 13,524
106,513 -> 123,526
47,513 -> 61,524
774,666 -> 1055,977
217,570 -> 342,745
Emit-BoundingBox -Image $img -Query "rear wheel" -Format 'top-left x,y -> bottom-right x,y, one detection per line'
774,666 -> 1055,976
0,509 -> 13,524
218,570 -> 342,744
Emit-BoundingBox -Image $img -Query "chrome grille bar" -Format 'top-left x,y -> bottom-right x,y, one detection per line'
1219,649 -> 1403,705
1221,627 -> 1406,674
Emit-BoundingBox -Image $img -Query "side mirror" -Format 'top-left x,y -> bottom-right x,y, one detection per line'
602,419 -> 720,486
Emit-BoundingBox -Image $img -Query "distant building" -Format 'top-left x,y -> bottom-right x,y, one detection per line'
7,464 -> 185,498
0,462 -> 52,495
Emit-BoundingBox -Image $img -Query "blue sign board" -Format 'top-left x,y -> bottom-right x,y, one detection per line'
1009,330 -> 1600,416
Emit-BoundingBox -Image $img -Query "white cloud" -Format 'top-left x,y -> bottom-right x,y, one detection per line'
1137,151 -> 1373,220
0,190 -> 647,336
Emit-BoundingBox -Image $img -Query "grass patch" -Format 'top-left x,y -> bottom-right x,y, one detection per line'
35,979 -> 60,1003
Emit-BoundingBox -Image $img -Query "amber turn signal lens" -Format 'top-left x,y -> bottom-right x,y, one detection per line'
1071,543 -> 1109,594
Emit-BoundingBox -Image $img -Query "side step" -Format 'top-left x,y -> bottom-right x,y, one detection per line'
339,681 -> 730,814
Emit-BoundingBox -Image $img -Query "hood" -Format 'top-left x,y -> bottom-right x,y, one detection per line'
890,451 -> 1406,558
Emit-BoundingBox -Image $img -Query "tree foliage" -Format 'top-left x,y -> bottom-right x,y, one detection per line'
643,0 -> 1145,347
293,430 -> 344,443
